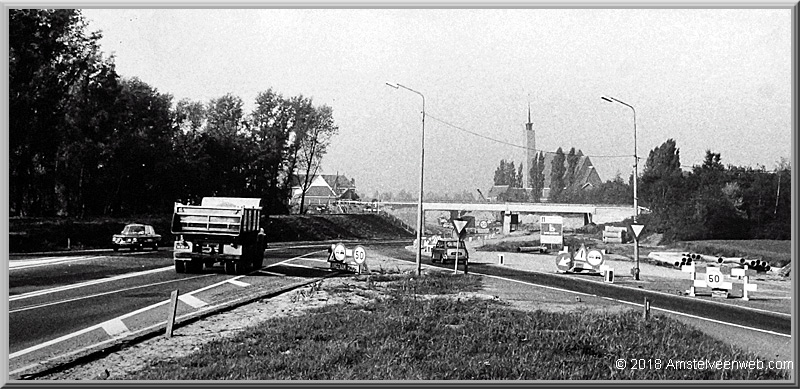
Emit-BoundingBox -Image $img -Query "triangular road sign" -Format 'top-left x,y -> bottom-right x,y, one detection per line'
630,224 -> 645,239
452,219 -> 469,234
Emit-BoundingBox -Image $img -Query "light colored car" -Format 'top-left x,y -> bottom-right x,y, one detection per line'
430,239 -> 469,263
112,223 -> 161,251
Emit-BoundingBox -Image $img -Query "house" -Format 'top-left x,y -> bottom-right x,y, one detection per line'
290,173 -> 358,210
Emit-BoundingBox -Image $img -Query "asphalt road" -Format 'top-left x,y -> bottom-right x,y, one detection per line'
8,245 -> 334,355
423,256 -> 792,336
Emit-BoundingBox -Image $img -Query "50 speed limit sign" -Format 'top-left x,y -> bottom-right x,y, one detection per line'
353,246 -> 367,264
705,267 -> 723,287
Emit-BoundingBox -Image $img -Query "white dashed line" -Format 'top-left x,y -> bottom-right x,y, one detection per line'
178,294 -> 208,309
101,319 -> 130,337
227,279 -> 250,287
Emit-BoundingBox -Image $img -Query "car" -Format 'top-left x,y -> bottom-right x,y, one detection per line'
430,239 -> 469,263
112,223 -> 162,251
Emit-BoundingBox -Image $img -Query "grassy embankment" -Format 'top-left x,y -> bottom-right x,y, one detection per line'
8,214 -> 413,253
121,271 -> 787,380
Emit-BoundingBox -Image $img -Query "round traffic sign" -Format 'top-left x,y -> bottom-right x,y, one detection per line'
353,246 -> 367,264
479,220 -> 488,229
333,243 -> 347,262
706,267 -> 723,288
555,252 -> 573,272
586,250 -> 604,267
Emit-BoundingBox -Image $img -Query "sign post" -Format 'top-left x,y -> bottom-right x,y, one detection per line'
629,223 -> 645,280
452,219 -> 469,274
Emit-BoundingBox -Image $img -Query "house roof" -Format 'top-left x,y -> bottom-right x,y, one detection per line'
291,174 -> 354,190
302,185 -> 337,198
537,153 -> 601,191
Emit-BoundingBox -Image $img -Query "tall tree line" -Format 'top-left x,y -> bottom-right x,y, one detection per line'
639,139 -> 791,241
10,9 -> 338,217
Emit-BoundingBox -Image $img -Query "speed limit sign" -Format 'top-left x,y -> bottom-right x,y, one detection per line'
353,246 -> 367,264
706,267 -> 723,287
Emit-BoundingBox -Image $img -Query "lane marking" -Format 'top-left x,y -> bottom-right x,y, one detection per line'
10,252 -> 153,270
9,256 -> 107,270
178,294 -> 208,309
227,279 -> 250,287
9,274 -> 212,314
256,270 -> 285,277
101,319 -> 130,337
10,266 -> 175,301
10,249 -> 326,360
477,272 -> 791,338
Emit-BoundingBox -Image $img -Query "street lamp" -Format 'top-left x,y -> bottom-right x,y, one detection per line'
601,95 -> 640,280
386,82 -> 425,276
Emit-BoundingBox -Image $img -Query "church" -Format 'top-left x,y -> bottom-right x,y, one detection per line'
487,105 -> 602,203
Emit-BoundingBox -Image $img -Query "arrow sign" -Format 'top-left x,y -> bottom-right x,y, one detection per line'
630,224 -> 645,239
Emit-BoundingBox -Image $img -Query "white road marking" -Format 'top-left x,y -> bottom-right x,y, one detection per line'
10,251 -> 153,270
178,294 -> 208,308
227,279 -> 250,287
10,266 -> 175,301
9,255 -> 107,270
10,249 -> 326,361
101,319 -> 130,337
477,272 -> 791,338
256,270 -> 285,277
9,274 -> 212,314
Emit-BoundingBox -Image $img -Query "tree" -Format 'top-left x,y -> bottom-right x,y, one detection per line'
549,148 -> 566,202
248,89 -> 296,214
493,159 -> 520,187
294,99 -> 339,214
10,9 -> 112,216
528,152 -> 546,202
639,139 -> 686,234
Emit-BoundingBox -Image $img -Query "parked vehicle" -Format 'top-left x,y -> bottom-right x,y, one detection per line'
171,197 -> 266,275
112,224 -> 162,251
430,239 -> 469,263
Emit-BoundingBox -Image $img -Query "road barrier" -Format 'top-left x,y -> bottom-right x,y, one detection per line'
682,263 -> 757,300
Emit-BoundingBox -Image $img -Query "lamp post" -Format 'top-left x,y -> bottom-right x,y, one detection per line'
601,95 -> 640,280
386,82 -> 425,276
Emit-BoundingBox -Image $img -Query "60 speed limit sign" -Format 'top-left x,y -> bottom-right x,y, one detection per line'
353,246 -> 367,264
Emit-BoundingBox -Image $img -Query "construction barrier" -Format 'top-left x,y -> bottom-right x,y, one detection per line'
682,263 -> 757,300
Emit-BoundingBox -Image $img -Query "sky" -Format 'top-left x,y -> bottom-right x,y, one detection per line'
80,8 -> 793,199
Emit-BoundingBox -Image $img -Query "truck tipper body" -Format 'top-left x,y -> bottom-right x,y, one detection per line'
171,197 -> 266,275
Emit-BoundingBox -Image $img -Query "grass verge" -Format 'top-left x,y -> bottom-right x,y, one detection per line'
119,271 -> 788,381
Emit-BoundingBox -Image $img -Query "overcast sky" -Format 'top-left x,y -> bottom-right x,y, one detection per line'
81,8 -> 793,198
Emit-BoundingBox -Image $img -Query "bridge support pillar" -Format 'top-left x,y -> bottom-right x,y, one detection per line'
502,213 -> 512,235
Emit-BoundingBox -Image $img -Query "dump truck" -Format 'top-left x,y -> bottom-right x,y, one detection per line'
171,197 -> 266,275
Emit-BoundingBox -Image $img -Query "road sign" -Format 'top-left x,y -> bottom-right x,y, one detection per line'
555,252 -> 573,272
540,216 -> 563,245
333,243 -> 347,262
353,246 -> 367,264
630,224 -> 645,239
452,218 -> 469,240
479,220 -> 488,229
706,267 -> 723,287
586,250 -> 604,267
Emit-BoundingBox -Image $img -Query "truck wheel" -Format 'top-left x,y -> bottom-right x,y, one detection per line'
175,261 -> 186,273
234,261 -> 247,275
186,260 -> 203,273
